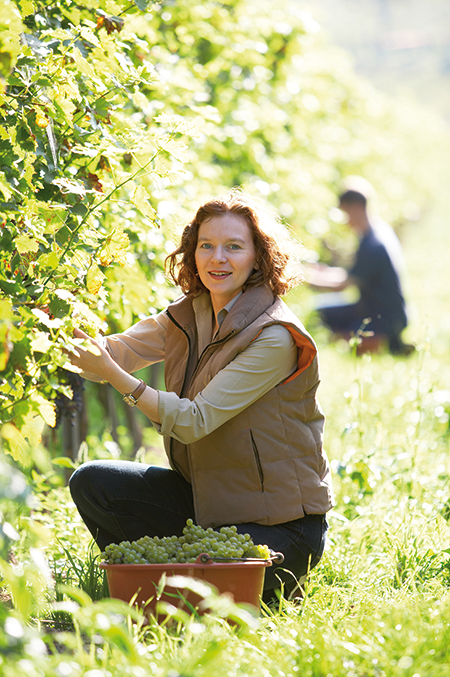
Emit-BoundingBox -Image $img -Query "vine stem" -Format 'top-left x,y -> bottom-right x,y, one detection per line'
40,135 -> 174,290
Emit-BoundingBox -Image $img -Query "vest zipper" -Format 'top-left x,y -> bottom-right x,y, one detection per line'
188,329 -> 236,388
166,312 -> 236,394
250,430 -> 265,493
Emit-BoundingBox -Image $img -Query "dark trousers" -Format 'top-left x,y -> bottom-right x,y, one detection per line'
69,460 -> 328,603
317,299 -> 407,353
318,300 -> 387,335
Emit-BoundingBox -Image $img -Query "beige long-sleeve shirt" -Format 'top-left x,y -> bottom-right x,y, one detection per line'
96,293 -> 297,445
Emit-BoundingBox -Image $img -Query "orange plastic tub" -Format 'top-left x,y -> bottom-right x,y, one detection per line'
100,554 -> 277,616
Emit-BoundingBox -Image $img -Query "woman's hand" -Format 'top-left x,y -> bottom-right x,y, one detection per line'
303,262 -> 349,291
69,328 -> 161,424
69,328 -> 113,378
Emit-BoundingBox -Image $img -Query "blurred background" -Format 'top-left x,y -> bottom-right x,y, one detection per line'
311,0 -> 450,122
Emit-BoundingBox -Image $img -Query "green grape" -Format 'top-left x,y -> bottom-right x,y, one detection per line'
101,519 -> 274,565
74,318 -> 100,338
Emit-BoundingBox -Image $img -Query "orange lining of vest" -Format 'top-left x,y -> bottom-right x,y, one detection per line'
251,325 -> 316,385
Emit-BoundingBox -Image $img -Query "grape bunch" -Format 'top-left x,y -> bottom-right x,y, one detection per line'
102,519 -> 271,565
54,370 -> 84,428
73,318 -> 100,339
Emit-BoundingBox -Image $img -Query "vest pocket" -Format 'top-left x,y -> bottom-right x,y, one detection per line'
250,430 -> 265,493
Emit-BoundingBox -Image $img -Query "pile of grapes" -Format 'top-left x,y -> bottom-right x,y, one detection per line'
102,519 -> 271,565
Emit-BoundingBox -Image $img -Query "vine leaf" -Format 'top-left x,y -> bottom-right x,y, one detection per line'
1,423 -> 29,465
133,0 -> 152,11
53,177 -> 87,197
131,185 -> 156,220
98,229 -> 129,267
86,263 -> 106,295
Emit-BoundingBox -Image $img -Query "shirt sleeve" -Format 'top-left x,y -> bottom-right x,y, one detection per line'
156,324 -> 297,445
78,311 -> 169,382
105,310 -> 169,371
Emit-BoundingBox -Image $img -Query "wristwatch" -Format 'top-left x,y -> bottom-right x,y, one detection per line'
123,379 -> 147,407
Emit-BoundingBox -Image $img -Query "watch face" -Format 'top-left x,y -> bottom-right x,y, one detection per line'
123,394 -> 137,406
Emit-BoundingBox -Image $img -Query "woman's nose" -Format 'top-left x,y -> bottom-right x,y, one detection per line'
211,246 -> 227,263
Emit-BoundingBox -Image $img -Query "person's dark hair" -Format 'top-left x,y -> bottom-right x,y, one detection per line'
165,191 -> 303,297
338,189 -> 367,208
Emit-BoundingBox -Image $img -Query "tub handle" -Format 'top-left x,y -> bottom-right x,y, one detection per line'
196,551 -> 284,565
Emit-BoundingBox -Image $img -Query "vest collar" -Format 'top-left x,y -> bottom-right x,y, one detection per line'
218,285 -> 275,337
167,285 -> 276,340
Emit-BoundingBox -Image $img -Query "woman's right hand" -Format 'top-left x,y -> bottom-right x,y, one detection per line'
69,327 -> 114,378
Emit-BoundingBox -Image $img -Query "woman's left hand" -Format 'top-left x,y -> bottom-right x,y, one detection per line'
69,328 -> 113,378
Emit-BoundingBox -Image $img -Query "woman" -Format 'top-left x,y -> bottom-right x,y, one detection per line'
69,192 -> 334,602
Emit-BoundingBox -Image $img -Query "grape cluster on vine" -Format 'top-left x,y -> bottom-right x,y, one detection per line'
102,518 -> 271,564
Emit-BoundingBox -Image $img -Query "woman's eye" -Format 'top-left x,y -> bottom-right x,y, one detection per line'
199,243 -> 212,249
228,244 -> 241,250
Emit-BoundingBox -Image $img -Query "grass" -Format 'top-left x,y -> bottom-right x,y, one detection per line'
2,190 -> 450,675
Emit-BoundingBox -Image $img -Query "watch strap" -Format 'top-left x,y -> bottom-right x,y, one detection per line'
123,379 -> 147,407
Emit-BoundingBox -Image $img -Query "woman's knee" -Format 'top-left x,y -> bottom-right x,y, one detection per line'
69,460 -> 105,503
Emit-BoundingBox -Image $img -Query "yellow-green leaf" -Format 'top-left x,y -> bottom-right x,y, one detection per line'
53,176 -> 87,197
54,91 -> 76,126
1,423 -> 29,465
131,185 -> 156,220
0,0 -> 24,77
98,228 -> 129,266
164,138 -> 190,163
0,173 -> 12,200
86,263 -> 106,294
0,298 -> 12,320
60,79 -> 81,102
52,456 -> 76,469
38,250 -> 59,270
15,235 -> 40,254
19,0 -> 35,16
37,202 -> 68,233
72,47 -> 97,79
21,411 -> 45,448
30,330 -> 53,353
79,26 -> 101,48
132,90 -> 149,110
105,0 -> 123,13
0,345 -> 9,370
32,395 -> 56,428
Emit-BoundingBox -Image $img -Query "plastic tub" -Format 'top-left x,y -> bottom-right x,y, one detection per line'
100,554 -> 278,616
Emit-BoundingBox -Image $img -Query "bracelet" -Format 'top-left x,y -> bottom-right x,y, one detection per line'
122,379 -> 147,407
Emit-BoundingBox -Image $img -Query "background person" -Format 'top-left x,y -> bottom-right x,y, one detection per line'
306,189 -> 413,355
68,192 -> 334,603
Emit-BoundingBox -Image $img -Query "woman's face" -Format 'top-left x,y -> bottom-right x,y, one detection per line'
195,213 -> 257,312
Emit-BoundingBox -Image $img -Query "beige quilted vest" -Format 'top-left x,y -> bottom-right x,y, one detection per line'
163,285 -> 334,528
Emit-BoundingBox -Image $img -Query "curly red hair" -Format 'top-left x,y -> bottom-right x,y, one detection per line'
165,191 -> 302,297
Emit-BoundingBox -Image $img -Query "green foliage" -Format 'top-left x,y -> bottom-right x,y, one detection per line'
0,454 -> 32,558
53,540 -> 109,602
0,0 -> 190,459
